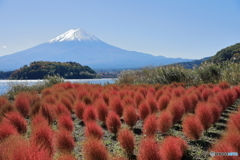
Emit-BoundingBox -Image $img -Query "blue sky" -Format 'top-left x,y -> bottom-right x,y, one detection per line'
0,0 -> 240,59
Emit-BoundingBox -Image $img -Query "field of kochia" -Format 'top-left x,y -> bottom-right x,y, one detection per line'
0,81 -> 239,160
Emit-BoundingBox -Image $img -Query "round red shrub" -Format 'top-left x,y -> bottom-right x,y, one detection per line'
2,111 -> 27,134
14,94 -> 31,117
0,96 -> 8,107
138,101 -> 150,120
109,97 -> 123,117
134,92 -> 144,108
157,95 -> 170,111
31,114 -> 49,130
56,130 -> 75,153
182,115 -> 204,140
84,121 -> 104,140
158,111 -> 173,134
83,106 -> 98,123
61,97 -> 73,113
0,122 -> 18,141
74,101 -> 86,120
55,103 -> 71,117
123,106 -> 138,128
30,125 -> 54,157
147,96 -> 158,113
41,103 -> 55,125
58,114 -> 74,132
83,138 -> 109,160
95,100 -> 109,124
106,111 -> 121,135
137,137 -> 160,160
118,129 -> 135,155
143,114 -> 158,137
167,99 -> 185,124
195,102 -> 214,130
159,136 -> 188,160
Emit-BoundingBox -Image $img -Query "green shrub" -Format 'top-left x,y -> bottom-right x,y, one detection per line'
5,75 -> 64,99
117,61 -> 240,86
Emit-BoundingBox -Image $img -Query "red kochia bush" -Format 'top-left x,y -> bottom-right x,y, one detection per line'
158,111 -> 173,134
181,95 -> 193,113
0,96 -> 8,107
157,95 -> 170,111
42,95 -> 57,104
143,114 -> 158,137
96,100 -> 109,124
155,89 -> 163,101
41,103 -> 55,125
159,136 -> 188,160
227,112 -> 240,133
0,103 -> 16,120
137,137 -> 161,160
138,101 -> 150,120
83,138 -> 109,160
122,96 -> 134,106
225,89 -> 238,106
14,94 -> 31,117
222,132 -> 240,153
0,122 -> 18,141
61,97 -> 73,113
182,115 -> 204,140
30,125 -> 54,157
31,115 -> 49,132
118,129 -> 135,155
109,97 -> 124,117
84,121 -> 104,140
147,96 -> 158,113
0,135 -> 50,160
134,92 -> 144,108
83,106 -> 98,123
56,130 -> 75,153
30,101 -> 41,117
208,102 -> 221,123
106,111 -> 121,135
2,111 -> 27,134
167,99 -> 185,124
55,103 -> 71,117
218,81 -> 230,90
211,141 -> 237,160
123,106 -> 138,128
74,101 -> 86,120
201,88 -> 214,101
58,114 -> 74,132
195,102 -> 214,130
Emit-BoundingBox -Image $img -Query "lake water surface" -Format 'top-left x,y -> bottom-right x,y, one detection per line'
0,78 -> 117,95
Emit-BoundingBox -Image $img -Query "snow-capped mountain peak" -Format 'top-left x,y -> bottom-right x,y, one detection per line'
48,29 -> 100,43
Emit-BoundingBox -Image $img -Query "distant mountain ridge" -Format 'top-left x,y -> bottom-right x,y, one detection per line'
168,57 -> 212,68
0,29 -> 194,71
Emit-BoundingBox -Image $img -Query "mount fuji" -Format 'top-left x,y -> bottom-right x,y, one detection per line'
0,29 -> 194,71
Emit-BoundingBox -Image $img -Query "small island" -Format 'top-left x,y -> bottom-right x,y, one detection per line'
9,61 -> 97,79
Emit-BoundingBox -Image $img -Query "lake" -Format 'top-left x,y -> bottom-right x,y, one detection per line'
0,78 -> 117,96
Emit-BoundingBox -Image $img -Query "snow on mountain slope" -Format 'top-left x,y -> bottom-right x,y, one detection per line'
48,29 -> 100,43
0,28 -> 195,71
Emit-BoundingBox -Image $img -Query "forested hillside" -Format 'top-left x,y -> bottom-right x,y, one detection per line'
208,43 -> 240,63
9,61 -> 97,79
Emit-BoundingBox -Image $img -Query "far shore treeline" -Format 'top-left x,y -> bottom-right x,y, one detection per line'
0,61 -> 97,80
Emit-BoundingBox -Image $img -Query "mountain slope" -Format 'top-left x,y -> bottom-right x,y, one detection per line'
207,43 -> 240,63
0,29 -> 194,71
168,57 -> 212,69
